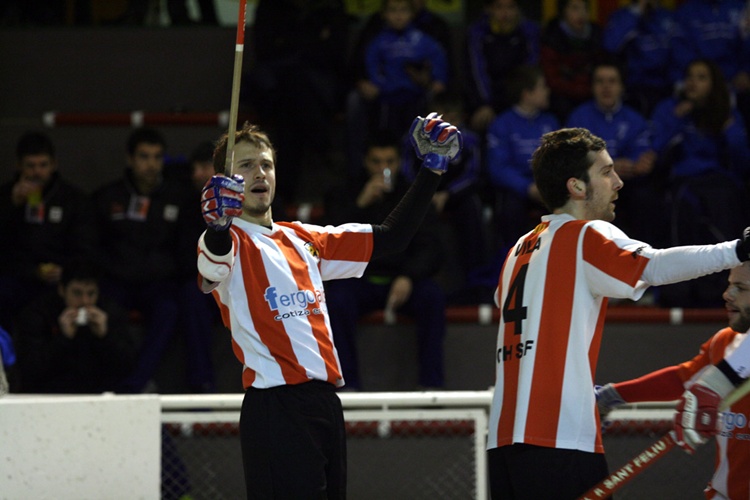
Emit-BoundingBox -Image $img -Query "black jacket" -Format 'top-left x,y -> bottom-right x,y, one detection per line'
92,169 -> 195,283
14,291 -> 136,393
0,172 -> 96,281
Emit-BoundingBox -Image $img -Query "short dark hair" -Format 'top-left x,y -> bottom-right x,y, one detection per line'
127,127 -> 166,156
506,65 -> 543,105
16,131 -> 55,161
557,0 -> 588,15
364,129 -> 401,154
190,141 -> 215,165
382,0 -> 415,13
61,261 -> 101,287
590,58 -> 625,82
531,127 -> 606,211
430,91 -> 465,115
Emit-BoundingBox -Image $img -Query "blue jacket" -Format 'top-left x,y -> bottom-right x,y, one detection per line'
650,96 -> 750,179
365,24 -> 448,104
672,0 -> 750,81
486,107 -> 560,195
603,5 -> 680,87
565,101 -> 651,160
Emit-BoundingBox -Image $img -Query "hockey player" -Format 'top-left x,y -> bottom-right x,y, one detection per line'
196,113 -> 461,498
486,127 -> 750,499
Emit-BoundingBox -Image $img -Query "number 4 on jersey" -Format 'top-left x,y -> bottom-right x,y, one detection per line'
502,263 -> 528,335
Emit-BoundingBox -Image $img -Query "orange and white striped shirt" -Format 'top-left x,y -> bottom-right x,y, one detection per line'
487,213 -> 741,454
676,329 -> 749,500
197,218 -> 373,389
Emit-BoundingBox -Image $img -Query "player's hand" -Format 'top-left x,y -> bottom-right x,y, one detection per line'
595,383 -> 625,424
201,174 -> 245,231
736,226 -> 750,262
409,112 -> 462,173
673,365 -> 734,453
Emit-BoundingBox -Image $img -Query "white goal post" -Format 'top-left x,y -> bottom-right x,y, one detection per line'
160,390 -> 493,500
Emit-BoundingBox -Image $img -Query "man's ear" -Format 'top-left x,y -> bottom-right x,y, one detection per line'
567,178 -> 585,197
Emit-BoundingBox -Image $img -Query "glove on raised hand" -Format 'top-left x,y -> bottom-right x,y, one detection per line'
595,383 -> 625,422
736,226 -> 750,261
201,174 -> 245,231
673,365 -> 734,453
409,112 -> 463,172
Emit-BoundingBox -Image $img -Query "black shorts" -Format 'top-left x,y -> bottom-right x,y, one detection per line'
488,443 -> 609,500
240,380 -> 346,499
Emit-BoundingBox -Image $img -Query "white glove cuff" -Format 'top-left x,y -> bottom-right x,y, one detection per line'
726,334 -> 750,378
197,232 -> 235,284
699,365 -> 736,399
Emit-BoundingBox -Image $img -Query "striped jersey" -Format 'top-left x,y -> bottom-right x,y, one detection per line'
676,328 -> 749,500
488,213 -> 652,453
198,218 -> 373,389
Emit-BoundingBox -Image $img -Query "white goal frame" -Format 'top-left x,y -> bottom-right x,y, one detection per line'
161,390 -> 493,499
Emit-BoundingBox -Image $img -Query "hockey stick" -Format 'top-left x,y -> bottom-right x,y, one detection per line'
224,0 -> 248,176
577,376 -> 750,500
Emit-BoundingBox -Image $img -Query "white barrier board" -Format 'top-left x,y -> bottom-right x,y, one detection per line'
0,394 -> 160,500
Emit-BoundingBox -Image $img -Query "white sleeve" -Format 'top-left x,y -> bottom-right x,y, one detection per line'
726,334 -> 750,379
197,231 -> 235,288
637,240 -> 741,286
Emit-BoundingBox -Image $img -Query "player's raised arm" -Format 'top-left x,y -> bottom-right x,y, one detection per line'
371,113 -> 462,259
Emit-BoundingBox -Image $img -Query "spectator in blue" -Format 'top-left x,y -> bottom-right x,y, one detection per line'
0,326 -> 15,394
603,0 -> 679,116
486,65 -> 559,256
540,0 -> 605,123
401,93 -> 491,304
464,0 -> 540,133
348,0 -> 452,84
0,131 -> 96,334
345,0 -> 453,178
672,0 -> 750,89
565,60 -> 664,246
323,130 -> 446,390
672,0 -> 750,129
363,0 -> 449,141
651,58 -> 750,307
92,127 -> 194,393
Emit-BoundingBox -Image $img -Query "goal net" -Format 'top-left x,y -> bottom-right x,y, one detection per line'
160,395 -> 713,500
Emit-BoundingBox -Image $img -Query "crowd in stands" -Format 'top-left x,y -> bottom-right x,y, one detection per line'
2,0 -> 750,394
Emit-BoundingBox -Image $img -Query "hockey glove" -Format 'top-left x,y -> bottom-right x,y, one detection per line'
673,365 -> 734,453
409,112 -> 463,173
201,174 -> 245,231
736,226 -> 750,262
595,383 -> 625,423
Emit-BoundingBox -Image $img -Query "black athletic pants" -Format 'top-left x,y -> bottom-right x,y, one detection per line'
240,380 -> 346,499
488,443 -> 610,499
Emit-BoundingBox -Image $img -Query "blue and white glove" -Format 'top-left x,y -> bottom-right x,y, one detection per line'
201,174 -> 245,231
409,112 -> 463,172
595,383 -> 625,425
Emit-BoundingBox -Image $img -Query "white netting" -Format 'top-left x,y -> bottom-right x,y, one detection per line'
160,396 -> 713,500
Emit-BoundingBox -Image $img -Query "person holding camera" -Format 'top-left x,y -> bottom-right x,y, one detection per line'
13,262 -> 137,394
